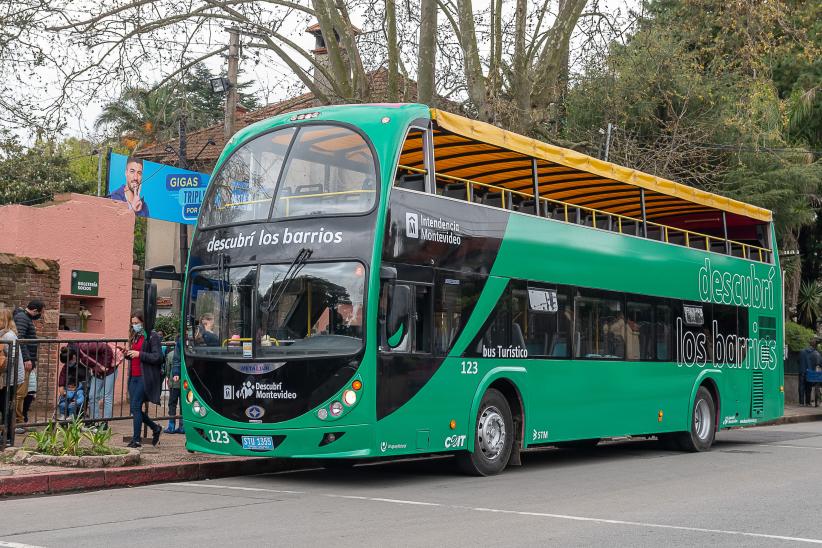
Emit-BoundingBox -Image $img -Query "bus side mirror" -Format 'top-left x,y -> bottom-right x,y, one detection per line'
387,284 -> 411,339
144,282 -> 158,334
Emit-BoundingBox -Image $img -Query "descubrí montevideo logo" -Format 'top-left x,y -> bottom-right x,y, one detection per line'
405,211 -> 461,245
206,226 -> 343,253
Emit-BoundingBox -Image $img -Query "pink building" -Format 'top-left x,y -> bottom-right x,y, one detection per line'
0,193 -> 135,341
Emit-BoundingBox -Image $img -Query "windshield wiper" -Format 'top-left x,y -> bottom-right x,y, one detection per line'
265,247 -> 313,313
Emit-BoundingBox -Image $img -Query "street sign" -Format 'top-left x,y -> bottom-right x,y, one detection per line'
71,270 -> 99,296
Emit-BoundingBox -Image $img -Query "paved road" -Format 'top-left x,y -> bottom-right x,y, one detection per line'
3,421 -> 822,547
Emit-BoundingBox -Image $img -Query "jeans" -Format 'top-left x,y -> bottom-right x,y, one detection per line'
58,387 -> 85,417
128,375 -> 158,443
168,387 -> 180,418
88,371 -> 117,419
15,370 -> 31,423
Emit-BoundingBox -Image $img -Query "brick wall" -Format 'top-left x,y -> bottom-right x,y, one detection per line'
0,253 -> 60,412
132,266 -> 144,314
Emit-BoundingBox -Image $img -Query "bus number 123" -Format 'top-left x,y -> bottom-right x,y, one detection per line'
461,361 -> 478,375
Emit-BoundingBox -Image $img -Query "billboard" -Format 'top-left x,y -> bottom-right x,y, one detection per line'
107,152 -> 210,225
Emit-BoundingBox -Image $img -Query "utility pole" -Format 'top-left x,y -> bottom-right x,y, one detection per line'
224,28 -> 240,140
178,114 -> 189,317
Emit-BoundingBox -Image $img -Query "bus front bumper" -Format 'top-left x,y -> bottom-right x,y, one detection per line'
183,419 -> 375,459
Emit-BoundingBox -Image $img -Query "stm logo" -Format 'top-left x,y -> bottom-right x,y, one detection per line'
406,212 -> 419,238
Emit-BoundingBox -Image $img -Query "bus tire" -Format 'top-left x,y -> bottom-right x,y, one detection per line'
677,386 -> 716,452
457,388 -> 514,476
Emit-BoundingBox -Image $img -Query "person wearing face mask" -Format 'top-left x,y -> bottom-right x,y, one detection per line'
13,300 -> 43,434
125,311 -> 165,448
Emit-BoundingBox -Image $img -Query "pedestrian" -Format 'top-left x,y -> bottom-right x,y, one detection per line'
77,341 -> 118,425
163,336 -> 184,434
0,308 -> 26,442
13,300 -> 42,434
798,338 -> 819,406
22,365 -> 36,423
125,312 -> 164,448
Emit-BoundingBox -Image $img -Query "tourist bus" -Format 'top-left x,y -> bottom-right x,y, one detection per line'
179,103 -> 783,475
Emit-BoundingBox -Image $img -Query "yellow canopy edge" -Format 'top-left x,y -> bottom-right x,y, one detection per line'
430,109 -> 772,223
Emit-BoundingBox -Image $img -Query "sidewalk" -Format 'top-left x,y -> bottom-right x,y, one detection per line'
2,405 -> 821,498
0,420 -> 311,497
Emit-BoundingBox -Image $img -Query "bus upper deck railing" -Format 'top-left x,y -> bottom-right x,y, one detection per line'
397,164 -> 772,264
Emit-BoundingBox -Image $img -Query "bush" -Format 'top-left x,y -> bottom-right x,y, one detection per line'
25,415 -> 121,456
154,312 -> 181,340
786,321 -> 815,352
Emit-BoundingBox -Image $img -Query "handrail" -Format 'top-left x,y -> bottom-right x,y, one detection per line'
395,164 -> 772,263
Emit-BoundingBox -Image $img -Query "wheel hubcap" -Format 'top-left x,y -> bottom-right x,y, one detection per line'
477,406 -> 506,461
694,399 -> 711,441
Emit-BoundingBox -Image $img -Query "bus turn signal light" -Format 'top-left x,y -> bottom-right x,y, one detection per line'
186,391 -> 194,404
183,380 -> 189,390
352,380 -> 362,391
658,410 -> 664,422
450,420 -> 457,430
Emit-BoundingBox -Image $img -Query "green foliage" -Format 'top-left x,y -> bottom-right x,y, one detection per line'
96,64 -> 260,151
25,417 -> 120,456
83,425 -> 116,455
798,280 -> 822,327
0,133 -> 94,205
133,217 -> 146,267
786,321 -> 816,352
154,312 -> 181,340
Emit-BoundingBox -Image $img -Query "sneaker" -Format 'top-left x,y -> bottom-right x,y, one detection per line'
152,425 -> 162,446
175,425 -> 186,435
126,441 -> 141,448
164,423 -> 176,434
14,427 -> 25,435
57,414 -> 66,421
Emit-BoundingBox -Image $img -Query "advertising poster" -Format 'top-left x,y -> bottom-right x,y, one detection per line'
107,152 -> 210,225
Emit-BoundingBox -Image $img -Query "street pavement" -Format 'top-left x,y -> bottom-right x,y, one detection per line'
3,421 -> 822,547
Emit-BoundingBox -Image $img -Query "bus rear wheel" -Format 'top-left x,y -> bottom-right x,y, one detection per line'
677,386 -> 716,452
457,388 -> 514,476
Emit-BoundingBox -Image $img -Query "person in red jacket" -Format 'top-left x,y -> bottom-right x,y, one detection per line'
124,312 -> 164,448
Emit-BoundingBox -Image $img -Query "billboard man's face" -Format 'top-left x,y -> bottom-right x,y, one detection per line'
126,161 -> 143,192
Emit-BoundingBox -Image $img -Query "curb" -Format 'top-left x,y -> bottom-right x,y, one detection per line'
763,412 -> 822,427
0,457 -> 305,498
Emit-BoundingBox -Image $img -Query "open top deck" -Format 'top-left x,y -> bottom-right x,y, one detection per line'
395,108 -> 773,263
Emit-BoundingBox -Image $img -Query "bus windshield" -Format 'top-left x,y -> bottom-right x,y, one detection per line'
186,262 -> 366,358
199,124 -> 377,227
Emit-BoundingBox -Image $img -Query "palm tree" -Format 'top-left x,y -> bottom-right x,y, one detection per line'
95,86 -> 178,152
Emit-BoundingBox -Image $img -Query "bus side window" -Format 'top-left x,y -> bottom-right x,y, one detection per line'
380,283 -> 432,354
654,303 -> 672,361
522,284 -> 571,358
574,290 -> 624,359
434,275 -> 482,355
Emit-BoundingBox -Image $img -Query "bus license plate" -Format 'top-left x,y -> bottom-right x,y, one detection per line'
242,436 -> 274,451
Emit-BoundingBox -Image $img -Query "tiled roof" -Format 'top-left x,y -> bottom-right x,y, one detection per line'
135,69 -> 458,172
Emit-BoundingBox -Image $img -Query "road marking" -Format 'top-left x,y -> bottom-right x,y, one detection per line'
759,444 -> 822,451
319,492 -> 822,544
167,482 -> 304,494
0,542 -> 46,548
166,481 -> 822,543
326,494 -> 441,507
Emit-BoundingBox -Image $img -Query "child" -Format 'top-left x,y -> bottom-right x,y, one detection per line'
57,381 -> 85,419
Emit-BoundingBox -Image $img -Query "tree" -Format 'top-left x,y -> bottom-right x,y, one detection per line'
0,133 -> 92,205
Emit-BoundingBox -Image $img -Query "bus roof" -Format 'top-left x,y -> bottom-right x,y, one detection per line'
428,109 -> 772,224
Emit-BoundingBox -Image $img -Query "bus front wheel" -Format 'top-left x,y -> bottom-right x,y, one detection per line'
677,386 -> 716,452
457,388 -> 514,476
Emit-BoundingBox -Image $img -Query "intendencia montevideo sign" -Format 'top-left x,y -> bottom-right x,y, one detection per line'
71,270 -> 99,296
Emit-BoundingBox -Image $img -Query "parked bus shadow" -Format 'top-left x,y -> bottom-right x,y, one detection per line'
254,428 -> 821,486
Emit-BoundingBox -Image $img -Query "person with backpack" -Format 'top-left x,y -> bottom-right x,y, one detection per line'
77,341 -> 118,424
125,311 -> 164,448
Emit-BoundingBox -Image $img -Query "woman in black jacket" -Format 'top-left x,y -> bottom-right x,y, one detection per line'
125,311 -> 164,448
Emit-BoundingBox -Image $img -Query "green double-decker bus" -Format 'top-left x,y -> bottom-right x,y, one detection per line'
180,103 -> 783,475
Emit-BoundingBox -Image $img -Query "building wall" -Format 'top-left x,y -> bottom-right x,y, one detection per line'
0,193 -> 134,341
0,253 -> 60,412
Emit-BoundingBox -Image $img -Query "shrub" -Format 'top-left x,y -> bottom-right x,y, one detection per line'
786,321 -> 815,352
